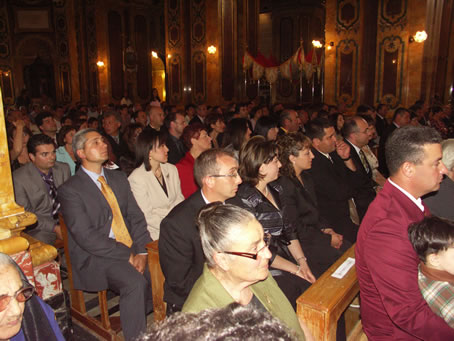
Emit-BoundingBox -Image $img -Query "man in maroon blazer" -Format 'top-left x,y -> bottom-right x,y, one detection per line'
356,126 -> 454,340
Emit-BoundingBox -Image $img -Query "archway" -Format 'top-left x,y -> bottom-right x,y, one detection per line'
151,55 -> 166,102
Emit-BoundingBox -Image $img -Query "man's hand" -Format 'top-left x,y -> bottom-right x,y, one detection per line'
322,228 -> 343,249
131,254 -> 147,274
335,140 -> 350,160
54,224 -> 63,241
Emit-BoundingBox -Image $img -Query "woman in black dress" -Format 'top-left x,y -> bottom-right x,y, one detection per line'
228,136 -> 314,309
275,132 -> 350,277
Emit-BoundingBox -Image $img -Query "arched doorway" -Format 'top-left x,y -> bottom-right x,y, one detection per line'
151,54 -> 166,102
16,37 -> 56,104
24,57 -> 56,101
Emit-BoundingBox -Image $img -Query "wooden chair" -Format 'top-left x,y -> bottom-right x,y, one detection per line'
296,244 -> 366,341
59,215 -> 122,341
146,240 -> 166,321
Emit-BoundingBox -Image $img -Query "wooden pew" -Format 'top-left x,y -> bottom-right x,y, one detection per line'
297,244 -> 366,341
146,240 -> 166,321
59,216 -> 122,341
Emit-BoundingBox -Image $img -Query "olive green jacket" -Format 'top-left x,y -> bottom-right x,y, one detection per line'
182,264 -> 305,340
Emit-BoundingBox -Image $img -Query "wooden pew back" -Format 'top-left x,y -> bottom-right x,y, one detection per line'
146,240 -> 166,321
297,245 -> 364,341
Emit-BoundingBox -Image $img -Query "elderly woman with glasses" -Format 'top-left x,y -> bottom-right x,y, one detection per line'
182,203 -> 311,341
228,136 -> 314,309
0,253 -> 64,341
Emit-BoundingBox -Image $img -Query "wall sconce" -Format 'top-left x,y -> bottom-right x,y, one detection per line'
207,45 -> 217,54
167,54 -> 171,59
96,61 -> 105,68
326,42 -> 334,50
151,51 -> 158,59
409,30 -> 428,43
312,40 -> 323,48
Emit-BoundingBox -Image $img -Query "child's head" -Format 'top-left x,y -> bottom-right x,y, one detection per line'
408,216 -> 454,274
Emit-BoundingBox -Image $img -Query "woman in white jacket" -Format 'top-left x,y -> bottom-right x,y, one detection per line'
129,129 -> 184,240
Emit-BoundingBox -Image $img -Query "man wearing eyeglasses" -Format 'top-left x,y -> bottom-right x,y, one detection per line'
0,253 -> 64,341
159,148 -> 242,315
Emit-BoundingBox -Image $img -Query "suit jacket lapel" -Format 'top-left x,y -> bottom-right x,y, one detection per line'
28,163 -> 49,195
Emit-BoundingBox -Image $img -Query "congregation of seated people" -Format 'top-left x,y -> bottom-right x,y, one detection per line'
4,95 -> 454,340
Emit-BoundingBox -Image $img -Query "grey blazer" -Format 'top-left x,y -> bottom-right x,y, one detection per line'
58,168 -> 151,291
13,161 -> 70,233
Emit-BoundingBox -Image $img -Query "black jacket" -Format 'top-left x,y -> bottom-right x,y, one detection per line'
228,182 -> 298,264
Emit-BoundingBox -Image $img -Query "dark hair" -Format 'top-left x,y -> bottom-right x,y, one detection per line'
57,125 -> 77,147
277,132 -> 311,178
328,113 -> 344,133
34,111 -> 53,128
392,107 -> 409,122
341,116 -> 362,138
181,122 -> 205,150
185,103 -> 196,112
135,129 -> 167,171
87,117 -> 98,126
430,106 -> 443,115
27,134 -> 55,155
140,302 -> 298,341
239,136 -> 278,186
205,113 -> 224,134
6,124 -> 32,151
254,116 -> 278,140
222,118 -> 250,151
164,111 -> 184,130
358,114 -> 374,126
193,148 -> 235,187
408,216 -> 454,263
386,126 -> 442,176
376,103 -> 387,112
356,104 -> 373,115
305,117 -> 334,140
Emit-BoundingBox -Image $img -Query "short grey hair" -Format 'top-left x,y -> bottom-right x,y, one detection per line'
196,203 -> 256,268
442,139 -> 454,171
72,128 -> 98,162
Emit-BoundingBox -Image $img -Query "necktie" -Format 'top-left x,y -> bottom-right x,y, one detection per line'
98,176 -> 133,247
42,173 -> 59,220
359,149 -> 370,173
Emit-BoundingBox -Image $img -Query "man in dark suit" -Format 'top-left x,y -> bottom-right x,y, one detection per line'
58,129 -> 152,341
159,149 -> 242,314
356,126 -> 454,340
278,109 -> 300,136
342,116 -> 377,220
163,111 -> 187,164
305,118 -> 359,243
13,134 -> 70,245
375,104 -> 388,137
188,103 -> 208,125
102,111 -> 128,161
377,107 -> 411,177
143,105 -> 165,134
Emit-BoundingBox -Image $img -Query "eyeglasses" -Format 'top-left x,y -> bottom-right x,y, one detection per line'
223,233 -> 271,260
209,170 -> 240,178
0,285 -> 35,312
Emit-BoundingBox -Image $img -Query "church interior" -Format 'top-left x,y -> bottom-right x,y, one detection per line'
0,0 -> 451,109
0,0 -> 453,340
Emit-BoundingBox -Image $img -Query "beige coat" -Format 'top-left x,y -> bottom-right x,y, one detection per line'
128,163 -> 184,240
